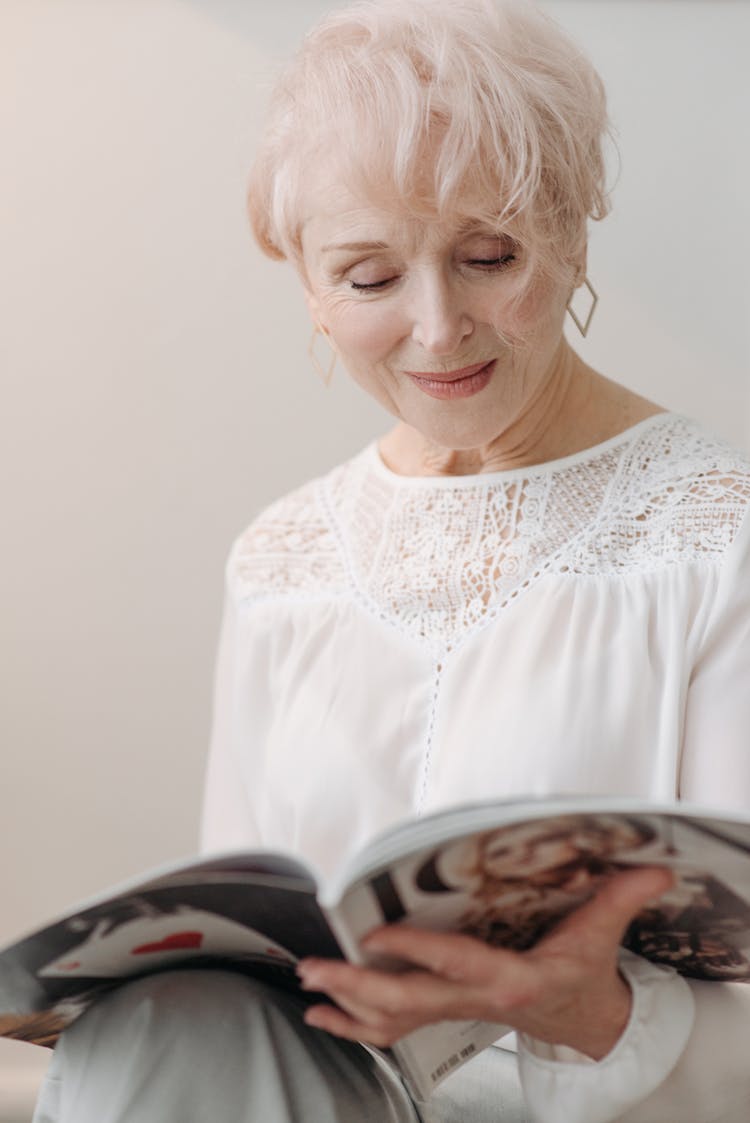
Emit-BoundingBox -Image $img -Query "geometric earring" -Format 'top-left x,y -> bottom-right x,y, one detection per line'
308,326 -> 337,387
566,276 -> 598,338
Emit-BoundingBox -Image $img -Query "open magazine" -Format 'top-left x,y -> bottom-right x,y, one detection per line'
4,794 -> 750,1099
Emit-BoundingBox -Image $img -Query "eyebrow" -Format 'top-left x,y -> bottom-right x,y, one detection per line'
319,227 -> 511,254
319,240 -> 390,254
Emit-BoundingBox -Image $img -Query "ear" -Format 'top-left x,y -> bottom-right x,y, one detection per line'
573,244 -> 589,289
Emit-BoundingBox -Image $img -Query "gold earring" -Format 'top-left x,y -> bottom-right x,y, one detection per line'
566,276 -> 598,338
308,326 -> 337,387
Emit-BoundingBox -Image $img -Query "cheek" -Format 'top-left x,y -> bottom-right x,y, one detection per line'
330,304 -> 404,363
493,276 -> 567,339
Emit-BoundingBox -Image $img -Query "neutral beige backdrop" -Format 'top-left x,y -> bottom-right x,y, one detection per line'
2,0 -> 749,1115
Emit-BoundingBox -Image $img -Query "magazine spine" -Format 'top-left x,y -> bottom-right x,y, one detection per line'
390,1038 -> 432,1101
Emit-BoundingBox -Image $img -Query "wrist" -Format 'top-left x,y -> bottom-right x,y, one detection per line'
564,970 -> 632,1060
517,955 -> 695,1123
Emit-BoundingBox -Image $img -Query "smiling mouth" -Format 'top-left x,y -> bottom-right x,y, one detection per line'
404,361 -> 493,383
404,360 -> 495,400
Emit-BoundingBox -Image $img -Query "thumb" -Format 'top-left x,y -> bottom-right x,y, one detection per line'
543,866 -> 674,953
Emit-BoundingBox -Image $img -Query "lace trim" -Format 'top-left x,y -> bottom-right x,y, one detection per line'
232,479 -> 346,598
230,415 -> 750,651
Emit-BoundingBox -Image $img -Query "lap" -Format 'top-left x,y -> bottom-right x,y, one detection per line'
34,969 -> 527,1123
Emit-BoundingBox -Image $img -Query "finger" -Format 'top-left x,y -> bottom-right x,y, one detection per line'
303,1006 -> 419,1046
300,957 -> 427,1008
299,958 -> 422,1004
542,866 -> 674,953
301,957 -> 469,1024
361,925 -> 514,983
303,1003 -> 402,1047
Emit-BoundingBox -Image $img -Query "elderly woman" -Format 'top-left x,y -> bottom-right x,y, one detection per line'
33,1 -> 750,1121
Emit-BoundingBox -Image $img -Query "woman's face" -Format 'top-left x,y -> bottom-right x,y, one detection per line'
479,824 -> 584,880
301,181 -> 575,452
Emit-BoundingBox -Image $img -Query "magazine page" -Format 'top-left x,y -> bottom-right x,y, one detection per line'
328,800 -> 750,1096
326,795 -> 750,900
0,864 -> 340,1048
388,1018 -> 511,1102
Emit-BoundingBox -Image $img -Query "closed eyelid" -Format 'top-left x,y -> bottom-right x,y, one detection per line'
344,254 -> 401,285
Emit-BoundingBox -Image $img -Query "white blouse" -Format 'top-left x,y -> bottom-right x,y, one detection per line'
202,412 -> 750,1122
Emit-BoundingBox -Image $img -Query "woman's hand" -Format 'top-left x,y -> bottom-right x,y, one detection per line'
297,866 -> 673,1060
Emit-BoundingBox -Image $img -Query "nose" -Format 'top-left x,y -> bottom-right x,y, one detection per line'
409,271 -> 474,355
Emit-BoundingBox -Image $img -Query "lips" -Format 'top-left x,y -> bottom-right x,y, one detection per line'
404,361 -> 492,383
404,360 -> 495,400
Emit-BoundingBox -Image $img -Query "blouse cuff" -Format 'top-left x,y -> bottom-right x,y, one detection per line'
516,950 -> 695,1123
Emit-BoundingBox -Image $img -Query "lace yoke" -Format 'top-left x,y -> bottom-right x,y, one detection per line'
233,415 -> 750,654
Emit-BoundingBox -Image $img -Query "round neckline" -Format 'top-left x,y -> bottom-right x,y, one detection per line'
368,411 -> 678,488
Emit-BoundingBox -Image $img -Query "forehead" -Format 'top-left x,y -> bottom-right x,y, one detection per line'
299,176 -> 503,261
300,180 -> 432,257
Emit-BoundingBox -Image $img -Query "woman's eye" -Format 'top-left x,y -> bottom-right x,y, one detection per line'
468,253 -> 516,270
348,276 -> 397,292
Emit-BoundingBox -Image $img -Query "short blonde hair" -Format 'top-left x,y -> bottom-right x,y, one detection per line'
248,0 -> 612,281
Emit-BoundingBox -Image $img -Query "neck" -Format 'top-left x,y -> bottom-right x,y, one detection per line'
379,345 -> 663,478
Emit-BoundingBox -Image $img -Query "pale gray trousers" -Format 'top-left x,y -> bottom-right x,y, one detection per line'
32,970 -> 530,1122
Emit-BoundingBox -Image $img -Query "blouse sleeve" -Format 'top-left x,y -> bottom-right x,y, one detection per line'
519,953 -> 750,1123
199,552 -> 263,854
517,506 -> 750,1122
679,502 -> 750,808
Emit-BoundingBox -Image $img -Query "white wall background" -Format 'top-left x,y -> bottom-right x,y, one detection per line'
1,0 -> 748,1113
